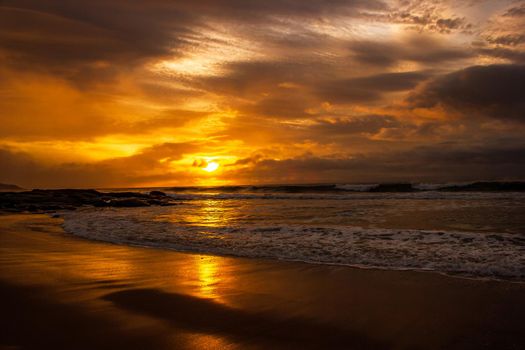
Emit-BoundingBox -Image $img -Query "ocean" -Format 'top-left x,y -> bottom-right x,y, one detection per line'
61,183 -> 525,281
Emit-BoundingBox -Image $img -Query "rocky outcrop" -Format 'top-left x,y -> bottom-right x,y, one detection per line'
0,189 -> 177,213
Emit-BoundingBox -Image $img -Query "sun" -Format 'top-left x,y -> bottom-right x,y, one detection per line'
202,161 -> 219,172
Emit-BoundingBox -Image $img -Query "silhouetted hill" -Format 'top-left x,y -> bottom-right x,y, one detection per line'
0,183 -> 23,191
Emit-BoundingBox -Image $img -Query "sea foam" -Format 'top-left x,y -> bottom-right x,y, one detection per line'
61,207 -> 525,280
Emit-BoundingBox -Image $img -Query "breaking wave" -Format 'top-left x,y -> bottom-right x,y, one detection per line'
154,181 -> 525,195
61,207 -> 525,281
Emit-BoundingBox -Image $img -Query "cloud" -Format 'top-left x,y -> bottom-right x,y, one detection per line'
175,0 -> 386,19
308,115 -> 401,136
0,142 -> 199,188
226,144 -> 525,184
239,95 -> 317,119
349,35 -> 472,67
367,1 -> 473,34
315,71 -> 431,103
1,0 -> 525,187
503,4 -> 525,17
435,17 -> 467,32
196,61 -> 321,97
486,34 -> 525,46
478,47 -> 525,64
0,0 -> 385,82
407,64 -> 525,122
0,2 -> 198,83
4,138 -> 525,187
197,59 -> 431,112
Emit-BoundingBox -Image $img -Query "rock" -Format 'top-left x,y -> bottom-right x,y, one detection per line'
0,189 -> 177,213
109,191 -> 149,198
109,198 -> 149,207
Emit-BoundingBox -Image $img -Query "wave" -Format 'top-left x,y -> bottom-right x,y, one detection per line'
61,207 -> 525,281
160,181 -> 525,195
163,191 -> 525,201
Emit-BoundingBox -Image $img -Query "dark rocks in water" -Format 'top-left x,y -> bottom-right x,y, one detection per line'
0,189 -> 178,213
111,198 -> 149,207
369,183 -> 416,192
105,191 -> 149,198
149,190 -> 167,197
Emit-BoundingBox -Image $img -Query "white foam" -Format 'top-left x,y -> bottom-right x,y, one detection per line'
61,207 -> 525,280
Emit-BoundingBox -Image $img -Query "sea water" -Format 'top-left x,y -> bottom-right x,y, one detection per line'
61,184 -> 525,280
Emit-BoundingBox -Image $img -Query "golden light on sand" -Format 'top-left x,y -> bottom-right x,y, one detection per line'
202,161 -> 219,172
195,255 -> 220,298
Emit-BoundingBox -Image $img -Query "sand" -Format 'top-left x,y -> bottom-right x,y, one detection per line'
1,214 -> 524,349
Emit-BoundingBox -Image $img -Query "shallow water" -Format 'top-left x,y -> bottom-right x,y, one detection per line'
62,190 -> 525,280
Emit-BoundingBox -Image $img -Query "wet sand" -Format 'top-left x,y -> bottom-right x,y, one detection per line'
1,214 -> 524,349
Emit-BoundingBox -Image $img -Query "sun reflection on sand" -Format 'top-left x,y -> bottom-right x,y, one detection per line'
194,255 -> 222,300
184,199 -> 238,304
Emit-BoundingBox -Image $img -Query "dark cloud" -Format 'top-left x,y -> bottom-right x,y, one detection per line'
314,71 -> 430,104
344,71 -> 431,92
195,60 -> 328,118
407,64 -> 525,122
386,12 -> 470,34
229,144 -> 525,183
314,82 -> 381,103
503,4 -> 525,17
197,61 -> 323,97
0,2 -> 198,82
0,0 -> 385,83
175,0 -> 386,19
240,95 -> 316,119
199,62 -> 430,119
349,36 -> 472,67
211,113 -> 406,149
435,17 -> 467,32
478,47 -> 525,64
225,70 -> 430,119
486,34 -> 525,46
372,1 -> 473,35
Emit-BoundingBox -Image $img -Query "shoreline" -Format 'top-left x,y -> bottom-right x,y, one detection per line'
62,218 -> 525,285
59,206 -> 525,282
1,213 -> 525,349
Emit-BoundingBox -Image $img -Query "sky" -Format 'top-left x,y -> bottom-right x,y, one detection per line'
1,0 -> 525,188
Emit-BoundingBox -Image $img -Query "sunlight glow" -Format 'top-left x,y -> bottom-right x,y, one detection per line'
202,161 -> 219,172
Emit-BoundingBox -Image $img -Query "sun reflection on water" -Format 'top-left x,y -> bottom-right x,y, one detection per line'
153,200 -> 239,303
167,199 -> 237,229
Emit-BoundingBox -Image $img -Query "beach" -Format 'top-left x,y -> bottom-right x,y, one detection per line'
1,213 -> 524,349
